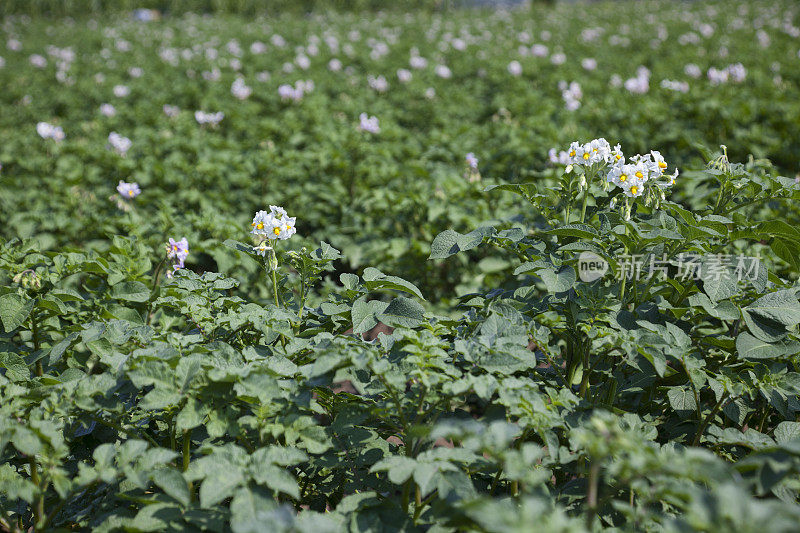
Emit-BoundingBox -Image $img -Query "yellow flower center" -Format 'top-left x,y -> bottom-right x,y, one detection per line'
620,174 -> 627,182
630,185 -> 639,195
569,150 -> 576,157
128,190 -> 134,196
273,227 -> 281,236
658,161 -> 667,169
582,153 -> 590,160
635,171 -> 643,179
256,223 -> 264,230
615,154 -> 622,160
173,245 -> 178,251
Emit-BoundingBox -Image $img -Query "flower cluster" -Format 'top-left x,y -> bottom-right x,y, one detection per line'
108,132 -> 132,155
165,237 -> 189,278
36,122 -> 65,142
557,138 -> 679,219
116,180 -> 141,199
231,77 -> 252,100
465,152 -> 480,183
358,113 -> 380,134
707,63 -> 747,85
278,80 -> 314,101
559,81 -> 582,110
195,111 -> 224,125
251,205 -> 296,254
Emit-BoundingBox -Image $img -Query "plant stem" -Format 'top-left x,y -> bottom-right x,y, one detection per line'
692,393 -> 730,446
29,456 -> 44,531
579,189 -> 590,223
271,268 -> 280,307
31,312 -> 43,377
182,430 -> 191,471
412,484 -> 423,523
146,256 -> 168,326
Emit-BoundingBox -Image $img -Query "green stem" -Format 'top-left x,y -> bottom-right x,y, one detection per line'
31,311 -> 43,377
579,189 -> 590,223
29,456 -> 44,531
182,430 -> 191,472
146,256 -> 168,326
401,480 -> 411,512
271,268 -> 280,307
692,393 -> 730,446
412,484 -> 423,523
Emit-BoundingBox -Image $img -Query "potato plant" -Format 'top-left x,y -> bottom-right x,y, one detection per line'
1,0 -> 800,531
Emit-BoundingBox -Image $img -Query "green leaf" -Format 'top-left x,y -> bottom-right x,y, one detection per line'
109,281 -> 150,302
370,456 -> 416,485
152,468 -> 191,507
745,290 -> 800,328
667,387 -> 697,415
537,266 -> 576,294
250,463 -> 299,499
545,223 -> 598,240
0,293 -> 34,332
362,267 -> 425,300
429,229 -> 461,259
736,332 -> 784,360
774,422 -> 800,445
230,487 -> 279,533
351,297 -> 390,334
377,297 -> 425,328
0,352 -> 30,381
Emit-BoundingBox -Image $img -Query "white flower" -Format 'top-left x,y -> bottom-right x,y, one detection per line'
707,67 -> 729,85
660,79 -> 690,93
507,60 -> 522,76
113,84 -> 130,98
548,148 -> 570,165
108,132 -> 132,155
251,207 -> 296,241
29,54 -> 47,68
251,210 -> 275,236
358,113 -> 380,134
465,152 -> 478,169
531,44 -> 548,57
328,58 -> 342,71
726,62 -> 746,83
424,87 -> 436,99
581,58 -> 597,71
368,74 -> 388,92
684,63 -> 702,78
231,77 -> 252,100
397,68 -> 412,82
255,242 -> 272,256
649,151 -> 668,177
99,103 -> 116,117
434,64 -> 452,78
410,55 -> 428,69
36,122 -> 64,142
163,105 -> 179,117
195,111 -> 224,125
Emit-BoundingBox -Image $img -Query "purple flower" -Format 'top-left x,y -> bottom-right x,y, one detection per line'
465,153 -> 478,170
117,180 -> 140,199
167,237 -> 189,267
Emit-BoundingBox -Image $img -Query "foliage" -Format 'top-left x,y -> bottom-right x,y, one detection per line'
2,1 -> 800,531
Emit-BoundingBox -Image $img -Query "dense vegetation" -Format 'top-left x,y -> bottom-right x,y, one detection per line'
1,1 -> 800,531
